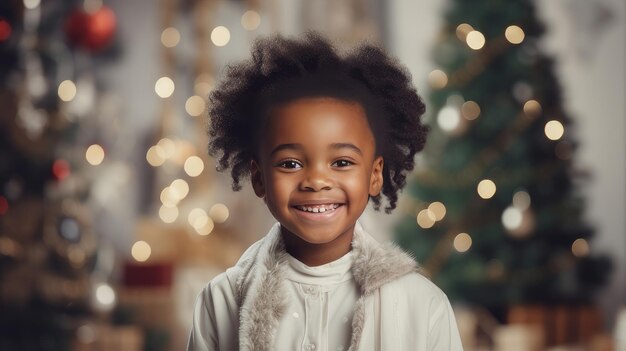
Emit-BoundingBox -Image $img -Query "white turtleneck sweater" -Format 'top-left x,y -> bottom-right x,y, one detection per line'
276,250 -> 359,351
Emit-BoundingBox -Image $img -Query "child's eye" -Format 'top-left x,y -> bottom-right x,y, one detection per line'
332,159 -> 354,168
277,160 -> 302,169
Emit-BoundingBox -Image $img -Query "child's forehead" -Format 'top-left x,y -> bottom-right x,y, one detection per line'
260,99 -> 376,152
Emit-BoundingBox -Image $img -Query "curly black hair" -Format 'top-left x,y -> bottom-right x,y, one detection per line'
207,30 -> 429,213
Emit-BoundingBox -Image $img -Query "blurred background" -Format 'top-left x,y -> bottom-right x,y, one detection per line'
0,0 -> 624,350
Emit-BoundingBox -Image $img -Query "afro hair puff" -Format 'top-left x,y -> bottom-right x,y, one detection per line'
207,30 -> 429,213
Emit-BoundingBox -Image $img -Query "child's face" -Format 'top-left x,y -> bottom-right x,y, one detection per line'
250,97 -> 383,245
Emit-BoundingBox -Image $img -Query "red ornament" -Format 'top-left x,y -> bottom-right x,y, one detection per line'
0,19 -> 11,42
64,6 -> 116,52
52,159 -> 71,181
0,196 -> 8,215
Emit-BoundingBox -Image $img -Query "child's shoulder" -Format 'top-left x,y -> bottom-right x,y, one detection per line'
384,270 -> 449,303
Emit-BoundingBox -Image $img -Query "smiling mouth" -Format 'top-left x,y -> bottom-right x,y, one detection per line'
292,203 -> 344,213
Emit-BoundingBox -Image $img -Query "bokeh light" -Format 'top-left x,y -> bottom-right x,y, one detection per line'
209,203 -> 229,223
161,27 -> 180,48
155,76 -> 175,98
241,10 -> 261,31
58,80 -> 77,102
513,190 -> 531,210
461,101 -> 481,120
502,206 -> 523,231
146,146 -> 165,167
416,208 -> 436,229
545,120 -> 564,140
23,0 -> 41,10
572,238 -> 590,257
523,99 -> 542,118
454,233 -> 472,253
159,205 -> 178,223
466,30 -> 485,50
185,95 -> 206,117
428,202 -> 446,221
428,69 -> 448,89
437,106 -> 461,132
477,179 -> 496,199
131,240 -> 151,262
211,26 -> 230,46
85,144 -> 105,166
455,23 -> 474,41
184,156 -> 204,177
505,25 -> 525,44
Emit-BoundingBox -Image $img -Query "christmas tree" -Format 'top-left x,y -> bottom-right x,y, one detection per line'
0,0 -> 118,349
394,0 -> 612,317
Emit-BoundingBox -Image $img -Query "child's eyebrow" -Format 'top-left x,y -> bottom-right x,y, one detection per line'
330,142 -> 362,155
270,143 -> 363,156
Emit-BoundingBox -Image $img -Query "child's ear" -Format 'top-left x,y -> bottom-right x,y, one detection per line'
369,156 -> 384,196
250,159 -> 265,198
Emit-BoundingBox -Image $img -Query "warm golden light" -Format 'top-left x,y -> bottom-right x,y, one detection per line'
169,179 -> 189,200
195,217 -> 215,236
513,191 -> 531,210
502,206 -> 523,231
454,233 -> 472,253
211,26 -> 230,46
461,101 -> 481,120
85,144 -> 105,166
477,179 -> 496,199
241,10 -> 261,31
156,138 -> 176,159
146,146 -> 165,167
572,238 -> 590,257
94,283 -> 116,307
194,74 -> 215,96
131,241 -> 151,262
437,106 -> 461,132
466,30 -> 485,50
185,95 -> 206,117
428,202 -> 446,221
155,76 -> 175,98
505,25 -> 525,44
23,0 -> 41,10
161,27 -> 181,48
209,203 -> 229,223
159,205 -> 178,223
416,209 -> 436,229
545,120 -> 564,140
184,156 -> 204,177
428,69 -> 448,89
160,187 -> 178,207
523,100 -> 542,118
58,80 -> 77,102
455,23 -> 474,41
188,208 -> 208,229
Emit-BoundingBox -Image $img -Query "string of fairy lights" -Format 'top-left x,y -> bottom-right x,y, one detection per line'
50,1 -> 264,264
129,2 -> 263,263
415,21 -> 590,271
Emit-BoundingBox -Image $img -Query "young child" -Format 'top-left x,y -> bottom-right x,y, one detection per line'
187,31 -> 463,351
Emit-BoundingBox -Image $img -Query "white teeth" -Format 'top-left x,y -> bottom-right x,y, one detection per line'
296,204 -> 340,213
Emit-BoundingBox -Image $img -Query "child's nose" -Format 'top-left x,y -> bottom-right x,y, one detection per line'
299,166 -> 332,191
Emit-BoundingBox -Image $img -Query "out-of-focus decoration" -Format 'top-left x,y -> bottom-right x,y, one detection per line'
507,305 -> 603,346
0,0 -> 118,348
64,4 -> 117,53
493,324 -> 544,351
615,307 -> 626,351
394,0 -> 613,338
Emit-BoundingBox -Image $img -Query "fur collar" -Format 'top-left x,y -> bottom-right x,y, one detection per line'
231,220 -> 419,350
